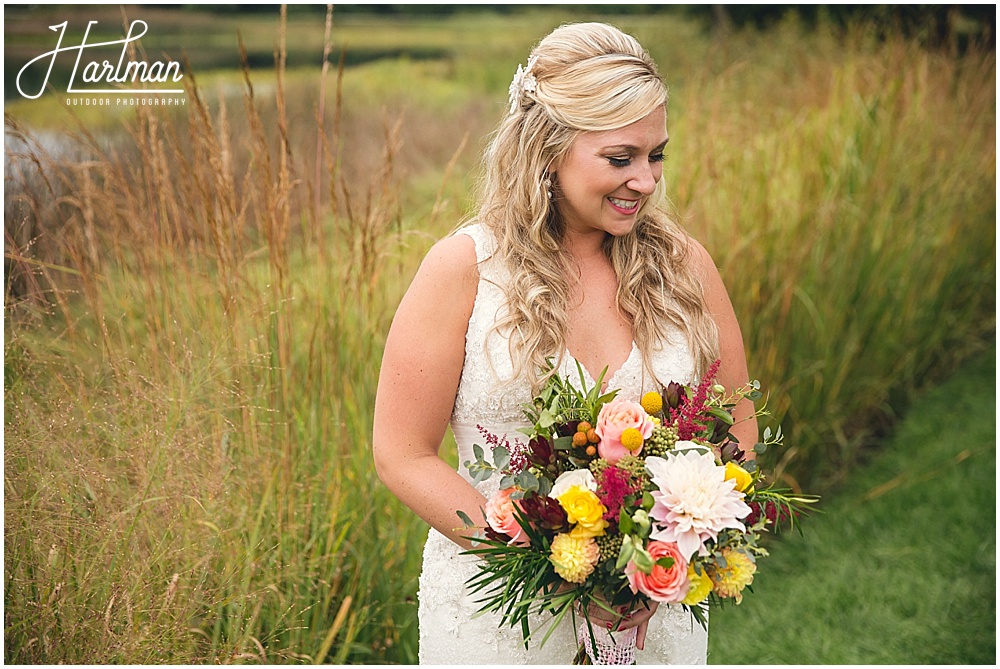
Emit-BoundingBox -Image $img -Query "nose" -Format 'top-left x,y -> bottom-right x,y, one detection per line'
628,160 -> 659,196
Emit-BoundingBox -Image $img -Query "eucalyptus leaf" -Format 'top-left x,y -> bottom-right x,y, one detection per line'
493,446 -> 511,470
536,477 -> 552,497
515,470 -> 539,494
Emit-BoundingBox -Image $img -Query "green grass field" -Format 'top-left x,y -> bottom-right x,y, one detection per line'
4,6 -> 995,664
708,345 -> 996,664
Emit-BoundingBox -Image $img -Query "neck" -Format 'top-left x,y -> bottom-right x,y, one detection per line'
561,226 -> 608,265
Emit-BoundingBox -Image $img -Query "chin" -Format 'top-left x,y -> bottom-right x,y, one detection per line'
604,219 -> 639,237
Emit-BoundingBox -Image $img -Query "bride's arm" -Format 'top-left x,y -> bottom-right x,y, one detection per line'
689,238 -> 760,456
373,233 -> 488,549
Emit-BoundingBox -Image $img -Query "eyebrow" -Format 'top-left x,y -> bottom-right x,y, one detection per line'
602,138 -> 670,153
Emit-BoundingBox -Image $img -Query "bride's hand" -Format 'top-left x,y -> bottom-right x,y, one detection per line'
579,598 -> 659,650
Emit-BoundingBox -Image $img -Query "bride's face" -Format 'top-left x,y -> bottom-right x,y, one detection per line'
552,105 -> 667,239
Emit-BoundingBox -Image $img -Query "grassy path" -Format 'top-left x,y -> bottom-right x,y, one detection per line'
708,345 -> 996,664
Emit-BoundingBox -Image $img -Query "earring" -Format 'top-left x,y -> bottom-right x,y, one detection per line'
543,174 -> 553,200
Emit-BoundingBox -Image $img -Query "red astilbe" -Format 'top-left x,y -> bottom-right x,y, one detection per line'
597,466 -> 640,524
746,500 -> 792,527
477,425 -> 530,474
669,358 -> 722,440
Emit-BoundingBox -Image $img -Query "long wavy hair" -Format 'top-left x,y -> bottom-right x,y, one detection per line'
468,22 -> 720,393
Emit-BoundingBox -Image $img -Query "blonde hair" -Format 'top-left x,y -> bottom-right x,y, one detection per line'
471,22 -> 719,392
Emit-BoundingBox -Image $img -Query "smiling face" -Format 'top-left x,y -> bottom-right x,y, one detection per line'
552,105 -> 668,239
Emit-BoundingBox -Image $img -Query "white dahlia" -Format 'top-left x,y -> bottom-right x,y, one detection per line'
646,448 -> 751,559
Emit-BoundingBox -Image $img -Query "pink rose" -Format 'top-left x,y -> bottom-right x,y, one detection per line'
626,541 -> 690,604
484,488 -> 530,546
595,397 -> 654,465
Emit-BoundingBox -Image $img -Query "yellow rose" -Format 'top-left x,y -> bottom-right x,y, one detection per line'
724,462 -> 754,494
557,485 -> 609,538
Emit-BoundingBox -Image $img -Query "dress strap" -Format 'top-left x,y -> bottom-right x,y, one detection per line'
453,222 -> 496,265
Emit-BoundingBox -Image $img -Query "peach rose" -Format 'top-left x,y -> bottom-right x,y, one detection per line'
626,540 -> 690,604
595,397 -> 654,464
484,488 -> 530,546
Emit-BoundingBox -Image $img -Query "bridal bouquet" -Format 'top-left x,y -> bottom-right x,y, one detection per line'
458,360 -> 816,664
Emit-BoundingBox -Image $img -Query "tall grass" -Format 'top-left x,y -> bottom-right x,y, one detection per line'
5,7 -> 432,663
664,17 -> 995,489
4,9 -> 995,664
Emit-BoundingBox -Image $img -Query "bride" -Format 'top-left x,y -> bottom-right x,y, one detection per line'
373,22 -> 757,664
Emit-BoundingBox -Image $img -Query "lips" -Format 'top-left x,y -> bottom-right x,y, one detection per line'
607,196 -> 640,214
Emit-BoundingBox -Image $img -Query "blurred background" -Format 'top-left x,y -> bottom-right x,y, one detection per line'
4,4 -> 995,664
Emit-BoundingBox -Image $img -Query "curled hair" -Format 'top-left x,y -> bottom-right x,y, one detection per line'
468,22 -> 719,392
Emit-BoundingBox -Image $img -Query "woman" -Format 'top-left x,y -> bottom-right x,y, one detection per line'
373,22 -> 757,664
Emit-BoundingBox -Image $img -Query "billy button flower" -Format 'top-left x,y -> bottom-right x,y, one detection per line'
619,427 -> 644,453
640,391 -> 663,416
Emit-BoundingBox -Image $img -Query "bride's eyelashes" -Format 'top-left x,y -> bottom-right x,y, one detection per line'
607,153 -> 667,168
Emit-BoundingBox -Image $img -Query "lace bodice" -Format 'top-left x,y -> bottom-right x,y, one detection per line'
451,223 -> 697,488
418,223 -> 707,664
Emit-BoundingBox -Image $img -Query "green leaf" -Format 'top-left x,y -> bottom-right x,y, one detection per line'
493,446 -> 511,470
655,556 -> 675,570
615,535 -> 636,571
514,470 -> 539,494
552,435 -> 573,451
456,510 -> 475,528
632,545 -> 654,573
708,407 -> 735,425
536,477 -> 552,497
538,409 -> 556,429
619,511 -> 636,535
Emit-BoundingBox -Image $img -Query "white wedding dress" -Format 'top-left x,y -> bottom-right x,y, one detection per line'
417,223 -> 708,664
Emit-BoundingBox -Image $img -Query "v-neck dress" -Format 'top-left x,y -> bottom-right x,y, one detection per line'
416,223 -> 707,664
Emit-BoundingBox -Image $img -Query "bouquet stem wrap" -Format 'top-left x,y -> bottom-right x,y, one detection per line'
575,623 -> 637,665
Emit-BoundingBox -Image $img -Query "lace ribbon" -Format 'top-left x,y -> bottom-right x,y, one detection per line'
576,623 -> 638,665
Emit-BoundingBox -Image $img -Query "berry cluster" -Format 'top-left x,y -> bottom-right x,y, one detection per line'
595,531 -> 624,563
571,420 -> 600,457
643,425 -> 678,458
